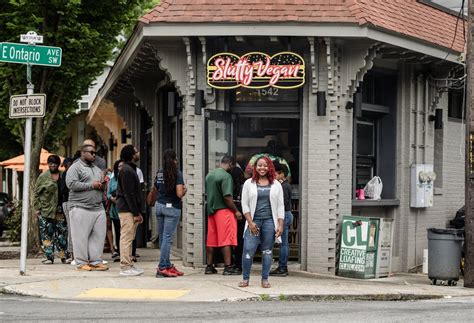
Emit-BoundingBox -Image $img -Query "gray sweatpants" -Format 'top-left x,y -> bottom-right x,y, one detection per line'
62,202 -> 73,254
69,206 -> 106,267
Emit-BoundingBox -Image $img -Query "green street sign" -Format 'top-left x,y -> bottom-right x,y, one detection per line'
0,42 -> 62,67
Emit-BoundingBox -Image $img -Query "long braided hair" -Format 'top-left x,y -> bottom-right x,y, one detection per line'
163,149 -> 178,191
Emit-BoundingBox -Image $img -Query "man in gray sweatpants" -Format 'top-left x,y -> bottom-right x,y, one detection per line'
66,144 -> 108,271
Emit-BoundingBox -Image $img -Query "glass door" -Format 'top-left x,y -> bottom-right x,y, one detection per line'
204,110 -> 233,174
202,109 -> 234,264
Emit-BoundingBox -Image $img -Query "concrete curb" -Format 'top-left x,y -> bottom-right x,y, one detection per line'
227,293 -> 444,302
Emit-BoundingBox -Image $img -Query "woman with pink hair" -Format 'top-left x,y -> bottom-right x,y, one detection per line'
239,156 -> 284,288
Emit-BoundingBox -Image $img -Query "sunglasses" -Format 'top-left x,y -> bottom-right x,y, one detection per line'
85,150 -> 96,155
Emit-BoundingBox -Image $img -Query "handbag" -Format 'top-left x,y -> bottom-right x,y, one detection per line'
146,185 -> 158,207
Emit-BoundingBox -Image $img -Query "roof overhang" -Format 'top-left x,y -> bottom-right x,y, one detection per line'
142,23 -> 462,63
89,24 -> 145,121
90,22 -> 463,121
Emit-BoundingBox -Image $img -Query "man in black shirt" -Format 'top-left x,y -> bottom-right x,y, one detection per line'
116,145 -> 144,276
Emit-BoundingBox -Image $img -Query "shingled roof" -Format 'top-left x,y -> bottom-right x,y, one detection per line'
140,0 -> 465,53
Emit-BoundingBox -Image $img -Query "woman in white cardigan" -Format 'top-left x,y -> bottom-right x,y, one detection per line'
238,156 -> 284,288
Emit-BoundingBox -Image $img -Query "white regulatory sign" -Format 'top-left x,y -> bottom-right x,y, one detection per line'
9,94 -> 46,118
20,31 -> 43,44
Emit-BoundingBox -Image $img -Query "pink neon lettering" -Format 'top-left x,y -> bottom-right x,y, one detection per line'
211,54 -> 301,86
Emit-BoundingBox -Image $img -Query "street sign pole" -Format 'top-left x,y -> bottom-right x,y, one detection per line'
1,31 -> 61,275
19,77 -> 33,275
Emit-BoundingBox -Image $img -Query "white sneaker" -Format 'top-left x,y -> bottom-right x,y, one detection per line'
119,267 -> 144,276
102,260 -> 108,265
70,260 -> 77,266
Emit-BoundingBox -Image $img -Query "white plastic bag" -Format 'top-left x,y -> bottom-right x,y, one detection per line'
364,176 -> 383,200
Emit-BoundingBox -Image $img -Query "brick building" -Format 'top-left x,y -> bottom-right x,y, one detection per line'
88,0 -> 466,274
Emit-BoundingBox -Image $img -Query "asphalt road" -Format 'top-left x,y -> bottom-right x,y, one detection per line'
0,295 -> 473,322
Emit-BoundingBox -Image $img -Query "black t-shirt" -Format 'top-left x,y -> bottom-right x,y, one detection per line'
155,169 -> 185,209
281,179 -> 292,212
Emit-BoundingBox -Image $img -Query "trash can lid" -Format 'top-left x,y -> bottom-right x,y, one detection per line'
427,228 -> 464,235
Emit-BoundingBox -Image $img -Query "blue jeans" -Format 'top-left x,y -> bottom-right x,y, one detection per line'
156,203 -> 181,270
242,217 -> 275,281
278,211 -> 293,269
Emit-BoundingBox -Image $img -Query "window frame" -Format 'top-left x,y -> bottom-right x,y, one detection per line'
352,69 -> 398,203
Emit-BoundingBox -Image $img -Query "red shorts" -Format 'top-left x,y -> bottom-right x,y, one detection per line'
206,209 -> 237,247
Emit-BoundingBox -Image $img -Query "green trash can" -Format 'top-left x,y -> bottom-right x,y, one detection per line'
427,228 -> 464,286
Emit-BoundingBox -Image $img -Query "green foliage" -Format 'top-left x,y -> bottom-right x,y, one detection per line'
0,0 -> 158,252
0,0 -> 155,152
5,200 -> 21,242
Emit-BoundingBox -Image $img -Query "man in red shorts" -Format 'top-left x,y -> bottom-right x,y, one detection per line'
205,155 -> 243,275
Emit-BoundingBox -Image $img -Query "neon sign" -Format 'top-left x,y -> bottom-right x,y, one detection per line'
207,52 -> 305,89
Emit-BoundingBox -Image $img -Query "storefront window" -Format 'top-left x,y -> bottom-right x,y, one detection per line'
356,119 -> 376,189
354,70 -> 397,200
448,89 -> 465,120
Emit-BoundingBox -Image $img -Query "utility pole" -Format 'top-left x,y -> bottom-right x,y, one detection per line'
465,0 -> 474,288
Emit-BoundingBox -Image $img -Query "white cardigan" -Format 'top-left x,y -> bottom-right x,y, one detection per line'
241,178 -> 285,243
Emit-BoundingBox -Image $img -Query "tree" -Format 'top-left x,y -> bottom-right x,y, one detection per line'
0,0 -> 157,253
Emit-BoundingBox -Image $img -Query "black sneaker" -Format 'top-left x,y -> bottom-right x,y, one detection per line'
205,264 -> 218,275
269,267 -> 288,277
223,265 -> 240,275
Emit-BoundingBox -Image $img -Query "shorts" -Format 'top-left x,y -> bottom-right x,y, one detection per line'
206,208 -> 237,247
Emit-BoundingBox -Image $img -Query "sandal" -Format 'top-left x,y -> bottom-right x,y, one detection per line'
41,259 -> 54,265
261,280 -> 271,288
238,280 -> 249,288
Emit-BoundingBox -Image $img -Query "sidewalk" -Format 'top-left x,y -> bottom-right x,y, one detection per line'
1,247 -> 474,302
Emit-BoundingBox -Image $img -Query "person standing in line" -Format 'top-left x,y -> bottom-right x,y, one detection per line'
66,145 -> 108,271
239,156 -> 284,288
104,167 -> 118,258
83,139 -> 110,262
34,155 -> 68,264
60,157 -> 74,264
231,161 -> 245,274
116,145 -> 144,276
131,147 -> 145,262
107,160 -> 123,261
205,155 -> 242,275
270,161 -> 293,277
155,149 -> 187,278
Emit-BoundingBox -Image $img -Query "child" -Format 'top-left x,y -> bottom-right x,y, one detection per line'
270,160 -> 293,276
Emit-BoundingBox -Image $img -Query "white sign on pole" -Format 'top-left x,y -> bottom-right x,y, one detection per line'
9,94 -> 46,118
20,31 -> 43,44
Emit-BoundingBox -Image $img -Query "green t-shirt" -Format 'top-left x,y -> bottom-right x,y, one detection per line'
205,167 -> 233,215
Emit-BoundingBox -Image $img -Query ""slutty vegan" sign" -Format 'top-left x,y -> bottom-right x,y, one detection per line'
207,52 -> 305,89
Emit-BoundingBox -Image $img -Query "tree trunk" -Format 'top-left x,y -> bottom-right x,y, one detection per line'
26,119 -> 45,255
